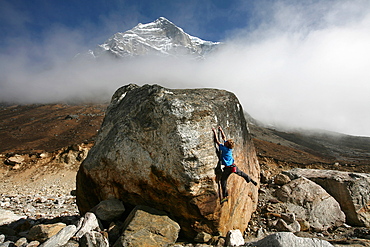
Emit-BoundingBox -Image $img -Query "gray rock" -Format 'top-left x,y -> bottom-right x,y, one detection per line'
280,213 -> 295,224
76,84 -> 260,237
0,209 -> 25,226
61,240 -> 79,247
80,231 -> 108,247
39,225 -> 77,247
14,237 -> 27,247
113,205 -> 180,247
284,168 -> 370,227
91,199 -> 125,222
247,232 -> 333,247
274,173 -> 291,186
225,229 -> 244,246
0,241 -> 16,247
275,219 -> 300,233
194,231 -> 212,243
276,177 -> 345,231
25,241 -> 39,247
75,212 -> 100,239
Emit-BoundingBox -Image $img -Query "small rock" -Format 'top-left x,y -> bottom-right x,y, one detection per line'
274,173 -> 291,186
5,156 -> 24,166
14,237 -> 27,247
75,213 -> 100,239
297,219 -> 310,231
226,230 -> 244,246
80,231 -> 108,247
0,241 -> 16,247
281,213 -> 295,224
25,241 -> 40,247
194,231 -> 212,243
256,228 -> 266,239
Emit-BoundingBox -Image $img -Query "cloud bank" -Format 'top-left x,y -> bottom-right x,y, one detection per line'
1,0 -> 370,136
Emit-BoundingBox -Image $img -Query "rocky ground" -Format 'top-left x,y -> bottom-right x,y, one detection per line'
1,103 -> 370,246
0,143 -> 90,220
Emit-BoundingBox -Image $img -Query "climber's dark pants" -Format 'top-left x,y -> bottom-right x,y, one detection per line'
221,164 -> 252,198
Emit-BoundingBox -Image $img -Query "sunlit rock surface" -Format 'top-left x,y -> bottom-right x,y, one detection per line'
76,84 -> 259,237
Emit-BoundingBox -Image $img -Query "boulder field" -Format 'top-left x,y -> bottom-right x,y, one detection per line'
76,84 -> 260,238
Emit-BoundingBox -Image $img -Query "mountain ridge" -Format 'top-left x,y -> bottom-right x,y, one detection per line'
82,17 -> 220,60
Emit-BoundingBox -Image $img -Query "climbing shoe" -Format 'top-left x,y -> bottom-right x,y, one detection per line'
251,180 -> 258,186
221,197 -> 228,204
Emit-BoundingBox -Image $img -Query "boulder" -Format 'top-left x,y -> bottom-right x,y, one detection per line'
76,84 -> 260,237
284,168 -> 370,227
275,177 -> 345,231
113,205 -> 180,247
246,232 -> 333,247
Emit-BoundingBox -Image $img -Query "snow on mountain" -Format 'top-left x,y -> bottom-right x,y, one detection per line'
85,17 -> 220,59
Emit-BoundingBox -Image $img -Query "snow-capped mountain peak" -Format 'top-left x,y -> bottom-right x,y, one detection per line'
88,17 -> 220,59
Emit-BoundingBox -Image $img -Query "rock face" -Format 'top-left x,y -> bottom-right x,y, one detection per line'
275,177 -> 345,231
76,84 -> 260,237
284,168 -> 370,227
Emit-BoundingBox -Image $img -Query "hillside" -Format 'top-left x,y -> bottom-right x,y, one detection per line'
249,123 -> 370,174
1,103 -> 369,172
0,104 -> 106,154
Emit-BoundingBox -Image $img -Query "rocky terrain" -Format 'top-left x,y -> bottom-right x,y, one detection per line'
1,101 -> 370,246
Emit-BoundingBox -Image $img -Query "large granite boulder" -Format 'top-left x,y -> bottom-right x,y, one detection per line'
76,84 -> 260,237
275,177 -> 345,231
284,168 -> 370,227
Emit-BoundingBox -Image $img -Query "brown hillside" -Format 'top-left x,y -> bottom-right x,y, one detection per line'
1,103 -> 369,174
0,104 -> 107,154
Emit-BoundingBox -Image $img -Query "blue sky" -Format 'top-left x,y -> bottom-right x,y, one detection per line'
0,0 -> 258,47
1,0 -> 370,136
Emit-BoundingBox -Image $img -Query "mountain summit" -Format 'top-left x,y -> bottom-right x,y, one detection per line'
86,17 -> 220,59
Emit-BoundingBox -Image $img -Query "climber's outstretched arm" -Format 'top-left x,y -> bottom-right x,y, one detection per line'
212,127 -> 221,145
218,126 -> 227,141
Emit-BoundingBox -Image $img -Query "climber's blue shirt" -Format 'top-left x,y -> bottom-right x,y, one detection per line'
219,142 -> 234,166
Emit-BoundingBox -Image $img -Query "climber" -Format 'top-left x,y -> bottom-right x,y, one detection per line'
212,126 -> 258,204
